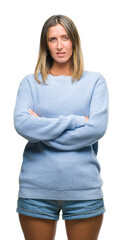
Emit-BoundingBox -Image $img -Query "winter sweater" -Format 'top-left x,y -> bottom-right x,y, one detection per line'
14,70 -> 109,200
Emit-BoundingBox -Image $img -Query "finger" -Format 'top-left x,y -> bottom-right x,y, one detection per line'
85,116 -> 89,122
28,108 -> 33,113
33,112 -> 38,117
28,109 -> 38,117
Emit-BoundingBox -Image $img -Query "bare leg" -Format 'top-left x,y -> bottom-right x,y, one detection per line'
65,214 -> 104,240
19,214 -> 58,240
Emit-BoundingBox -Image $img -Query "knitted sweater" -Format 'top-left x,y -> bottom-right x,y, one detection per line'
14,70 -> 109,200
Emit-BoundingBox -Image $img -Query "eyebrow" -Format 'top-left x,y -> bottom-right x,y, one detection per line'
48,34 -> 69,40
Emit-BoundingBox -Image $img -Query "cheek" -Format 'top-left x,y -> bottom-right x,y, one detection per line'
48,43 -> 55,54
65,41 -> 73,50
66,43 -> 73,55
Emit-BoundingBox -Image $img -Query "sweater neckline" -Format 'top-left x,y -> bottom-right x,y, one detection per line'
47,74 -> 72,79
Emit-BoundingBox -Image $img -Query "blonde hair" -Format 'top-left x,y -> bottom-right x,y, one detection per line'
34,15 -> 84,84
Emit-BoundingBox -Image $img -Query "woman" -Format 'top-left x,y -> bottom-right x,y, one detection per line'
14,15 -> 109,240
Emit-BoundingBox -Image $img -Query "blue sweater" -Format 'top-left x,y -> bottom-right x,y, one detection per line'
14,71 -> 109,200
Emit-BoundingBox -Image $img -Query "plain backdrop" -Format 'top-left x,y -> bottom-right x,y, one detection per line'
0,0 -> 123,239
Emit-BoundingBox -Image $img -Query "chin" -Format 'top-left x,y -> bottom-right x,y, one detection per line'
55,58 -> 70,64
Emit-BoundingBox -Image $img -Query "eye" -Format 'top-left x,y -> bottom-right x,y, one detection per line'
48,38 -> 56,42
63,35 -> 70,40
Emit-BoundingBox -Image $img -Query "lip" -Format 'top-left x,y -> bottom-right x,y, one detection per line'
56,52 -> 66,55
56,52 -> 66,58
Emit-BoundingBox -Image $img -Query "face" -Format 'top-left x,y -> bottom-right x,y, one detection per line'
47,24 -> 73,64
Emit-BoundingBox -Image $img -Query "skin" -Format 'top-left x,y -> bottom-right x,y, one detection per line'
19,24 -> 103,239
19,215 -> 57,240
47,24 -> 73,76
19,214 -> 103,240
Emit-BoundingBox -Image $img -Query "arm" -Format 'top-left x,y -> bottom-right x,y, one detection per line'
13,77 -> 86,143
42,77 -> 109,150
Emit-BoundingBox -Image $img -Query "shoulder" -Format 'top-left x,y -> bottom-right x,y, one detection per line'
83,71 -> 108,94
20,73 -> 43,86
82,70 -> 106,83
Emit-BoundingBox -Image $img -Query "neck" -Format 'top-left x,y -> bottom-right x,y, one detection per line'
49,61 -> 73,76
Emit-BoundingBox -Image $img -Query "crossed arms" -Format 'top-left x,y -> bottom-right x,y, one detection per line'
14,76 -> 109,150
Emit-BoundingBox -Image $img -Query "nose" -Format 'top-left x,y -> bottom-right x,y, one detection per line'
57,39 -> 63,50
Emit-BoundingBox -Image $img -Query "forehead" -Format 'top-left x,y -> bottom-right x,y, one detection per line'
48,24 -> 67,37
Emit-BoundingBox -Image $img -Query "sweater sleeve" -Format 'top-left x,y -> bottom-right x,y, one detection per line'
41,76 -> 109,150
13,77 -> 86,143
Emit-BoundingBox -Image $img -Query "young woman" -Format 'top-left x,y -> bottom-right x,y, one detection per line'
14,15 -> 109,240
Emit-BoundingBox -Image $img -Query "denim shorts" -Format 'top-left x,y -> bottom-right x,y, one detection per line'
16,198 -> 105,220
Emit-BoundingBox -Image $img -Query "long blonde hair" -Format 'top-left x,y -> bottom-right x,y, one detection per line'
34,15 -> 84,84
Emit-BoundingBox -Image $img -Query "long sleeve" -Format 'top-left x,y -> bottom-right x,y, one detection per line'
42,76 -> 109,150
13,77 -> 86,143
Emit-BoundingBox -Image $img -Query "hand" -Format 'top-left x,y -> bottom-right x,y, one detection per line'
85,116 -> 89,122
28,108 -> 39,117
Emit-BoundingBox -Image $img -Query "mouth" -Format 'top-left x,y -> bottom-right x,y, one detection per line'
56,52 -> 66,56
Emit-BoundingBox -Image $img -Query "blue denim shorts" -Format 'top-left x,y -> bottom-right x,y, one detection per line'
16,198 -> 105,220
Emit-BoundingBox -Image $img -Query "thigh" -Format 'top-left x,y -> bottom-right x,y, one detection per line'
65,214 -> 104,240
19,214 -> 57,240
